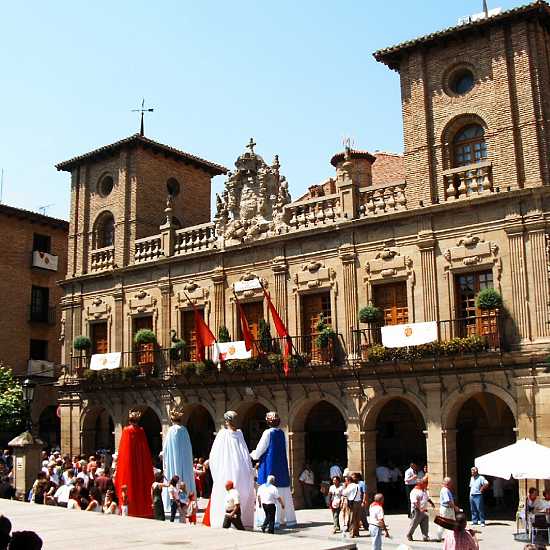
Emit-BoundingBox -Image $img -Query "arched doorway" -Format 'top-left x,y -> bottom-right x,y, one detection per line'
187,405 -> 215,459
241,403 -> 268,451
304,400 -> 347,484
81,407 -> 114,456
455,392 -> 517,513
139,407 -> 162,461
375,398 -> 426,511
38,406 -> 61,450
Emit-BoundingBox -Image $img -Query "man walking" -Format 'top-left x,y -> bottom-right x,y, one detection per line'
368,493 -> 390,550
404,463 -> 418,517
257,475 -> 285,534
406,479 -> 434,542
437,477 -> 461,542
299,464 -> 316,508
222,480 -> 245,530
469,467 -> 489,527
343,474 -> 362,538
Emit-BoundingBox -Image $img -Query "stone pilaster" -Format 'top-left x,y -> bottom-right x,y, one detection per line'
159,279 -> 172,350
506,221 -> 531,341
417,223 -> 439,321
339,245 -> 359,353
59,392 -> 82,456
364,428 -> 377,493
288,430 -> 306,507
271,256 -> 288,325
117,150 -> 131,268
424,383 -> 444,499
212,267 -> 226,335
442,428 -> 457,485
113,283 -> 124,353
526,219 -> 550,339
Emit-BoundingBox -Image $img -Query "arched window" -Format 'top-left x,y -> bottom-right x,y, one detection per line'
94,212 -> 115,249
452,124 -> 487,167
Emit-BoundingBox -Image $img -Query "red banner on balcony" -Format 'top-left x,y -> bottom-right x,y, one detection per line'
236,301 -> 254,352
263,288 -> 291,376
194,309 -> 216,362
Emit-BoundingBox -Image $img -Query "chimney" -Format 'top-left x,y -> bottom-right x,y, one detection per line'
330,149 -> 376,188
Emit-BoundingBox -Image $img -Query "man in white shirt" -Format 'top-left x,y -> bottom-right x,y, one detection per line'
53,479 -> 74,507
437,477 -> 460,542
299,464 -> 315,508
223,480 -> 245,530
376,463 -> 391,500
406,479 -> 434,542
404,463 -> 418,517
257,475 -> 285,534
368,493 -> 390,550
343,475 -> 362,538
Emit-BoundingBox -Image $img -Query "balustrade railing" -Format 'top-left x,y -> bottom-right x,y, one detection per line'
286,194 -> 342,230
174,222 -> 217,255
443,161 -> 492,201
358,182 -> 407,217
90,246 -> 114,271
134,235 -> 163,263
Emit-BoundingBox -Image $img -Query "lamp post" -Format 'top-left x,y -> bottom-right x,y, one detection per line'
22,378 -> 36,432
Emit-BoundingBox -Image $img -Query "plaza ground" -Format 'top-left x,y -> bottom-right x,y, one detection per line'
0,498 -> 528,550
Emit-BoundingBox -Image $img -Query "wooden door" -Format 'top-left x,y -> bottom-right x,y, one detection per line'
301,292 -> 331,359
133,316 -> 153,365
91,322 -> 108,354
181,309 -> 204,361
373,282 -> 408,325
239,301 -> 264,354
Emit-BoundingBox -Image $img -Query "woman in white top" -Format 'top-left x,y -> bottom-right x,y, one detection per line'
168,475 -> 181,522
67,487 -> 81,510
103,489 -> 118,514
85,487 -> 103,512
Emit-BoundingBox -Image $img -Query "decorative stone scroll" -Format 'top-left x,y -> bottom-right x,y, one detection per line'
443,233 -> 499,271
294,260 -> 336,291
365,248 -> 414,282
214,139 -> 291,243
128,289 -> 157,313
85,296 -> 112,320
175,280 -> 209,307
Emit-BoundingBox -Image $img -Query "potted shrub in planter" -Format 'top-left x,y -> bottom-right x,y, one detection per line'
475,288 -> 502,345
73,335 -> 92,377
134,329 -> 157,375
218,326 -> 231,343
476,288 -> 503,311
359,305 -> 382,324
315,316 -> 336,363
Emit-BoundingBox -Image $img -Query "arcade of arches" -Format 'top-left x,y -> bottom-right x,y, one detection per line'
72,387 -> 526,506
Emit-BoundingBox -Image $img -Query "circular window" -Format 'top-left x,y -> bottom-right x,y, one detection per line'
166,178 -> 180,197
98,175 -> 114,197
449,68 -> 475,95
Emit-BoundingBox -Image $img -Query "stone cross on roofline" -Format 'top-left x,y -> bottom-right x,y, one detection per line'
246,137 -> 256,155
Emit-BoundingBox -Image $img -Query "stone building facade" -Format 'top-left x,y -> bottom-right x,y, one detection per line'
56,3 -> 550,506
0,204 -> 68,446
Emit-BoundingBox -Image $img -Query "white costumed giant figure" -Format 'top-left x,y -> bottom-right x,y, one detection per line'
208,410 -> 255,528
251,411 -> 296,527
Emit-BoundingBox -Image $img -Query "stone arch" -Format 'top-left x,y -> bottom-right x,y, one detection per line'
92,210 -> 115,249
139,406 -> 163,462
38,405 -> 60,450
185,404 -> 215,460
81,405 -> 115,456
289,392 -> 349,433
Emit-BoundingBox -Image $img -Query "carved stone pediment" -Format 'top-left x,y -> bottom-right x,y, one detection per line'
444,233 -> 498,267
85,296 -> 111,320
365,248 -> 413,281
294,261 -> 335,290
128,289 -> 157,313
233,272 -> 267,299
176,280 -> 208,307
214,140 -> 291,243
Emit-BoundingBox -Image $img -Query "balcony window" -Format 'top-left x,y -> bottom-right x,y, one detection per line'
181,309 -> 204,361
29,339 -> 48,360
453,124 -> 487,167
93,212 -> 115,249
373,281 -> 408,326
91,322 -> 108,355
33,233 -> 51,253
30,286 -> 50,323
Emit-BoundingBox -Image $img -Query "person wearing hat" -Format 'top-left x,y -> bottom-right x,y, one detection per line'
208,410 -> 255,528
251,411 -> 296,528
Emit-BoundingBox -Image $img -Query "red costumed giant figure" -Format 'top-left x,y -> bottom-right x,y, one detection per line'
115,409 -> 154,518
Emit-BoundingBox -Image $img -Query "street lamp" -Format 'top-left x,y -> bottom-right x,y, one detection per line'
22,378 -> 36,432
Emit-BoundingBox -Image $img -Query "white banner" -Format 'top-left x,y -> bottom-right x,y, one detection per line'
211,341 -> 251,364
234,278 -> 262,292
381,321 -> 438,348
90,352 -> 122,370
32,250 -> 58,271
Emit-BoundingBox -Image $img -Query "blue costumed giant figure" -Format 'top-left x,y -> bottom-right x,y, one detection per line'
162,408 -> 196,514
251,411 -> 296,528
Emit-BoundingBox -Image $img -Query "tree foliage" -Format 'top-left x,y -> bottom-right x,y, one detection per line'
0,366 -> 25,433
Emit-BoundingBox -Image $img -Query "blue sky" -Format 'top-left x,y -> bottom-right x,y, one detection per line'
0,0 -> 520,220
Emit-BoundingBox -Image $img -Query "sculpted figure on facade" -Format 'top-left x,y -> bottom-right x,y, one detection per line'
214,139 -> 291,243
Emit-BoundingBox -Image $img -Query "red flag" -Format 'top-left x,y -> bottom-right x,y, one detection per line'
194,309 -> 216,362
237,301 -> 254,352
263,288 -> 291,376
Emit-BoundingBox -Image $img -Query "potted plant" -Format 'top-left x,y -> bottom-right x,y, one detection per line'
218,326 -> 231,343
476,288 -> 503,310
73,335 -> 92,377
359,305 -> 382,324
133,329 -> 157,375
258,319 -> 272,353
315,316 -> 336,363
170,339 -> 187,361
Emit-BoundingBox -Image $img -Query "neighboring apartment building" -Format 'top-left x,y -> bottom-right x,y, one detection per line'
56,2 -> 550,506
0,204 -> 68,447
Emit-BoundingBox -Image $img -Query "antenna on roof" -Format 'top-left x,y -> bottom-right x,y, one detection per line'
131,98 -> 154,136
483,0 -> 489,17
38,204 -> 54,215
342,135 -> 355,153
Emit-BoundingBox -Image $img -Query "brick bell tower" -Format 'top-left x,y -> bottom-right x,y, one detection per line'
374,1 -> 550,207
56,134 -> 227,277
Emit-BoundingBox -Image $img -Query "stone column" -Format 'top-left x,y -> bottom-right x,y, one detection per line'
526,219 -> 550,340
505,222 -> 531,342
364,428 -> 377,493
339,244 -> 359,354
159,279 -> 172,350
59,393 -> 82,456
271,256 -> 288,325
424,383 -> 444,501
212,267 -> 226,336
117,150 -> 131,268
442,428 -> 457,485
113,283 -> 124,353
417,236 -> 439,322
289,430 -> 306,508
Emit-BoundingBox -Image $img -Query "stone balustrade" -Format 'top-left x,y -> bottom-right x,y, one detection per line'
442,161 -> 492,201
286,194 -> 342,230
358,182 -> 407,217
134,235 -> 163,263
174,222 -> 217,255
90,246 -> 114,271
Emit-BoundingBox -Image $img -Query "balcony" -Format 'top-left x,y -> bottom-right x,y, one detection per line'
29,305 -> 56,324
174,222 -> 217,255
90,246 -> 114,271
31,250 -> 59,271
286,195 -> 342,230
358,182 -> 407,217
27,359 -> 56,378
352,311 -> 503,366
135,235 -> 163,263
442,160 -> 492,201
